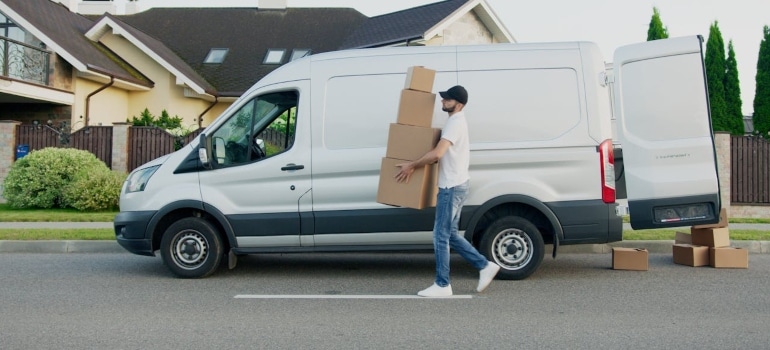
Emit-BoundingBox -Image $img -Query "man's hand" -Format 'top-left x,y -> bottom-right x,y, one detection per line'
395,162 -> 415,183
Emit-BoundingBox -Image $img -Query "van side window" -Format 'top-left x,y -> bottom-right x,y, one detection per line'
210,91 -> 298,166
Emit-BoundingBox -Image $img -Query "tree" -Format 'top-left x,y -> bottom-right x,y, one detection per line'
128,108 -> 183,129
755,25 -> 770,139
647,7 -> 669,41
724,40 -> 745,135
705,21 -> 728,132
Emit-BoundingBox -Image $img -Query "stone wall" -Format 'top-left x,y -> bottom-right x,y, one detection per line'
425,10 -> 496,46
0,121 -> 21,201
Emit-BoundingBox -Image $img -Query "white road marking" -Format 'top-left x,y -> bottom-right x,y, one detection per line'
234,294 -> 473,299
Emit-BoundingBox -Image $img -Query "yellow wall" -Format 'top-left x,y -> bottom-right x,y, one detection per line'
72,77 -> 128,129
97,33 -> 227,129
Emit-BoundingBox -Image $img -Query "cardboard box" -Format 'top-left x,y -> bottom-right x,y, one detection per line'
385,123 -> 441,161
674,231 -> 692,244
376,157 -> 438,209
692,208 -> 728,229
690,227 -> 730,247
397,89 -> 436,128
612,247 -> 648,271
673,244 -> 710,267
404,66 -> 436,93
709,247 -> 748,268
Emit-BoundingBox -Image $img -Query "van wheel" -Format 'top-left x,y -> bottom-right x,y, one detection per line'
480,216 -> 544,280
160,217 -> 223,278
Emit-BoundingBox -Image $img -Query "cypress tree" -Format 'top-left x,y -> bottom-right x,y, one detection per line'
647,7 -> 669,41
754,25 -> 770,138
706,22 -> 728,132
724,40 -> 745,135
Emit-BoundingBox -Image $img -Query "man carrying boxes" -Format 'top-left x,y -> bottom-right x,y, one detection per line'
378,66 -> 500,297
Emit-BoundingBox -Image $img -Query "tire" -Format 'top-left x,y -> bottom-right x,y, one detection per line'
479,216 -> 545,280
160,217 -> 223,278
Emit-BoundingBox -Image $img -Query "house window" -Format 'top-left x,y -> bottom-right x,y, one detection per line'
290,49 -> 311,61
204,48 -> 228,64
264,49 -> 286,64
0,13 -> 23,42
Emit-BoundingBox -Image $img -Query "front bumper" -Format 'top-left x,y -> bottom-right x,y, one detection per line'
114,210 -> 157,256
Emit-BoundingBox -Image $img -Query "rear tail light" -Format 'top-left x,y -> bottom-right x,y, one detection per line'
599,139 -> 616,203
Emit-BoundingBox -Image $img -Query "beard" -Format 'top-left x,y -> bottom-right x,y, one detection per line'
442,104 -> 456,113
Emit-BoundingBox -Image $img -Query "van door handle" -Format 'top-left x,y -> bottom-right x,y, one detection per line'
281,163 -> 305,171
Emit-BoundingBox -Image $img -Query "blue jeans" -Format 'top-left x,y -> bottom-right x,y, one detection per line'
433,181 -> 488,287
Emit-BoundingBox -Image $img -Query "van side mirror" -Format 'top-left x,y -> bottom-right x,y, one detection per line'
198,133 -> 210,168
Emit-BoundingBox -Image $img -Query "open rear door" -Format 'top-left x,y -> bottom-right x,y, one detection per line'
613,35 -> 720,230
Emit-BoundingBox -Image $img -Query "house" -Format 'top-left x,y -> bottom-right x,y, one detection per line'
0,0 -> 513,131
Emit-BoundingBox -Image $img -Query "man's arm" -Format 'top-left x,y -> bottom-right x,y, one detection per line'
394,139 -> 452,183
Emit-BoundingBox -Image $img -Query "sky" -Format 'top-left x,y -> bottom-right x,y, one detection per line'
124,0 -> 769,116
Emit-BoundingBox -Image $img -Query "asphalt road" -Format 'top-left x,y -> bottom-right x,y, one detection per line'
1,252 -> 768,349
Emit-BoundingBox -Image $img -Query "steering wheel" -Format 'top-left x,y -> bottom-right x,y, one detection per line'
252,139 -> 266,160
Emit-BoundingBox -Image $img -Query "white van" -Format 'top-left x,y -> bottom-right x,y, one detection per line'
115,35 -> 721,279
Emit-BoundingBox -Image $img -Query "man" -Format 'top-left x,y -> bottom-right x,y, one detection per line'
395,85 -> 500,297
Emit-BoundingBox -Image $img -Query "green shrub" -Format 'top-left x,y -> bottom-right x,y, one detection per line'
3,148 -> 108,209
62,169 -> 126,211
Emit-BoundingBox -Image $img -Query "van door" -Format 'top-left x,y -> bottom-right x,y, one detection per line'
199,82 -> 311,247
613,35 -> 720,229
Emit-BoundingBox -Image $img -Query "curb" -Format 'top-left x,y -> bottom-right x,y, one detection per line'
0,240 -> 126,254
0,240 -> 768,254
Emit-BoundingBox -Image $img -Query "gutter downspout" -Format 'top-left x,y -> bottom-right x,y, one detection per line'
197,96 -> 218,129
85,76 -> 115,127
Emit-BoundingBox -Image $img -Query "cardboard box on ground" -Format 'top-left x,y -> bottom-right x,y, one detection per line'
612,248 -> 648,271
376,66 -> 439,209
672,208 -> 748,269
673,232 -> 710,267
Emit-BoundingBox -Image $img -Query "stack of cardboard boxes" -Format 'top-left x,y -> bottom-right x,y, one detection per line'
376,66 -> 441,210
673,209 -> 749,268
612,208 -> 749,271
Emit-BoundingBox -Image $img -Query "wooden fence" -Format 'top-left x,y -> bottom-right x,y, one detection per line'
15,125 -> 112,167
128,127 -> 203,172
731,136 -> 770,204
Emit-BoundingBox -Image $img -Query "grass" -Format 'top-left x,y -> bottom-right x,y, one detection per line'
0,204 -> 117,222
622,229 -> 770,241
0,229 -> 114,240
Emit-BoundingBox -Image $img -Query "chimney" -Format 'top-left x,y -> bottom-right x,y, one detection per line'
258,0 -> 287,10
124,0 -> 142,15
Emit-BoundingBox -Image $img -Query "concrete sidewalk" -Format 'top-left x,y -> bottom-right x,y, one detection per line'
0,222 -> 768,254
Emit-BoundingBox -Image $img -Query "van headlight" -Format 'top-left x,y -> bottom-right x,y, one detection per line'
125,165 -> 160,193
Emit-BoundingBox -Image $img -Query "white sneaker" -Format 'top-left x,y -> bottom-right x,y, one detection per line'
477,261 -> 501,292
417,283 -> 453,297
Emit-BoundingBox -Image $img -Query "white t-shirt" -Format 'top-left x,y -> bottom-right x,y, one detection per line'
438,111 -> 470,188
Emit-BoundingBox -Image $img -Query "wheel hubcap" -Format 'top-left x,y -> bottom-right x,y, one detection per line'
172,230 -> 208,270
492,228 -> 533,269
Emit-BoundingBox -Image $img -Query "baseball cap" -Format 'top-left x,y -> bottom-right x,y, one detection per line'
439,85 -> 468,105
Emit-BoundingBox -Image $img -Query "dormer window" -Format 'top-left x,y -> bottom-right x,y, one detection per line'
204,48 -> 228,64
264,49 -> 286,64
290,49 -> 311,61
